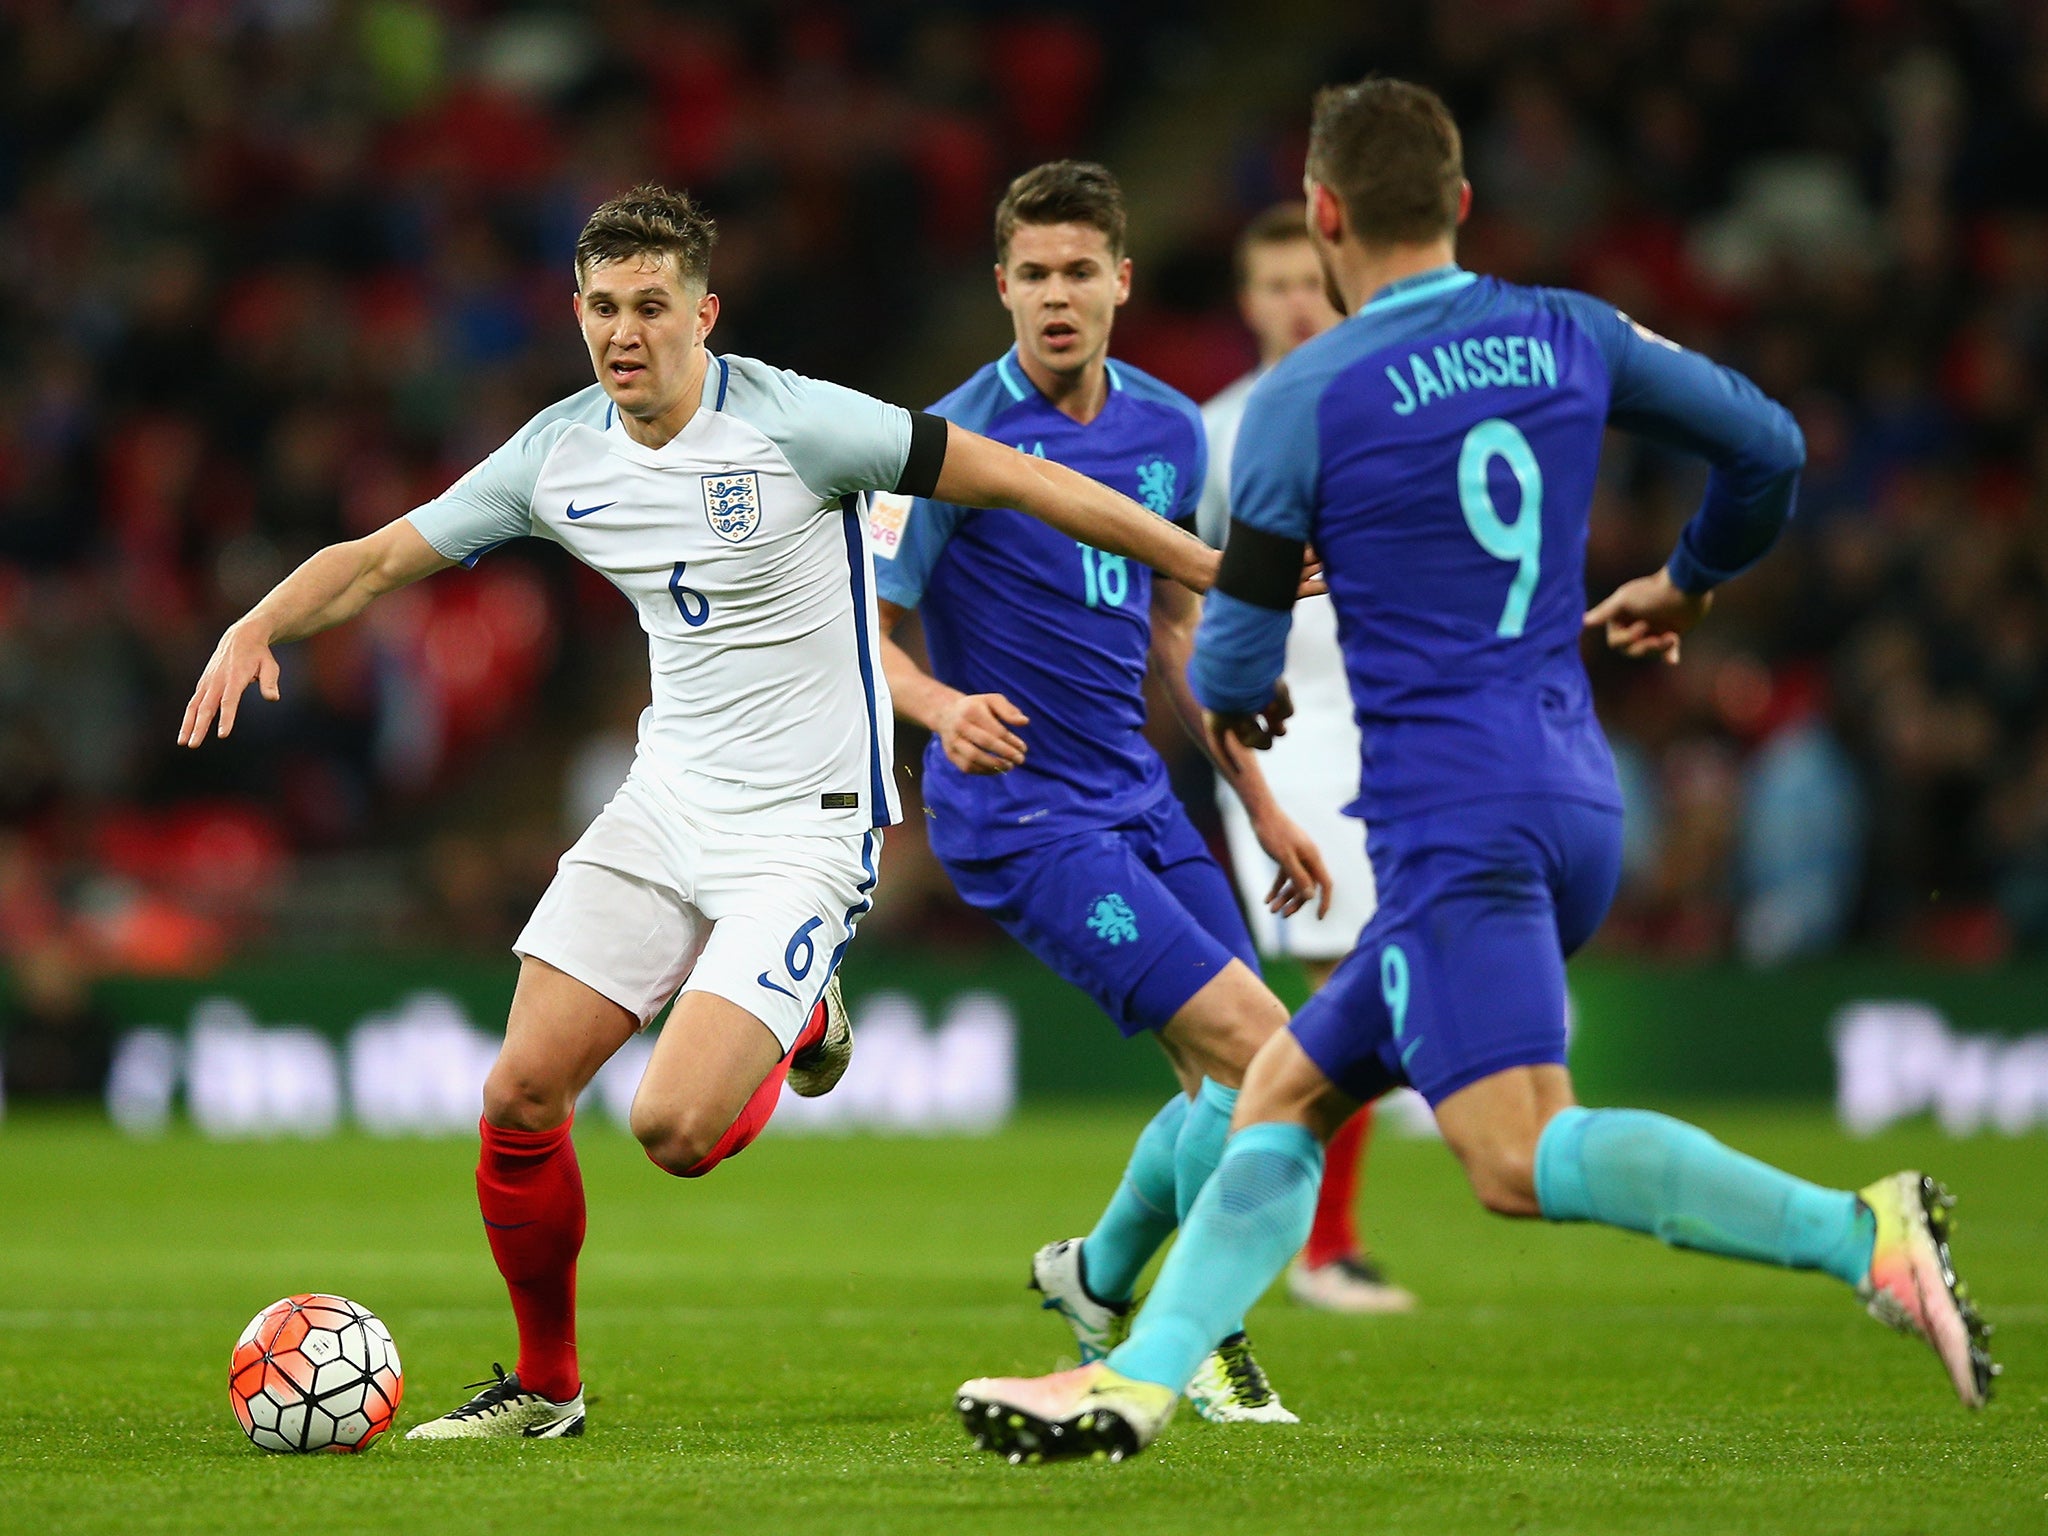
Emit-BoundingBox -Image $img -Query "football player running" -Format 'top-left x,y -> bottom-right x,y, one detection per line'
1198,204 -> 1413,1317
178,185 -> 1220,1442
872,162 -> 1329,1425
955,81 -> 1995,1464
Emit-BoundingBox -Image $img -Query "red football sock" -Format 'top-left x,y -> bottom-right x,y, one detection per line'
1302,1103 -> 1374,1269
675,999 -> 826,1179
476,1116 -> 585,1403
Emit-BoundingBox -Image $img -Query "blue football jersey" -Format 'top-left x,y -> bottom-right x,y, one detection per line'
874,349 -> 1206,861
1193,265 -> 1803,823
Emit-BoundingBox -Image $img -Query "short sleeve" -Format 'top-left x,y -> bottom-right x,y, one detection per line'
871,493 -> 969,609
407,433 -> 545,565
404,387 -> 603,563
730,361 -> 915,502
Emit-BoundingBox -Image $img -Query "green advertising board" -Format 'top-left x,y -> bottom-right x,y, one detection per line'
72,942 -> 2048,1111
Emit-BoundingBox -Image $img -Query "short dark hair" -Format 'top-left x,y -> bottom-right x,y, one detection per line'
1233,202 -> 1312,289
1306,78 -> 1463,246
574,184 -> 717,291
994,161 -> 1126,262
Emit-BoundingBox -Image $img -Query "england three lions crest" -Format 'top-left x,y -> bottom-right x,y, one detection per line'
701,472 -> 762,543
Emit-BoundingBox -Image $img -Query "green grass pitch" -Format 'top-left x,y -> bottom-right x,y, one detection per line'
1,1105 -> 2042,1535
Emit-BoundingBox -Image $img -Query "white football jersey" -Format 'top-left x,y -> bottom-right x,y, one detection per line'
407,354 -> 921,834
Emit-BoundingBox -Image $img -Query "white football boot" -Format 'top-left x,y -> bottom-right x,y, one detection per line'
1187,1332 -> 1299,1424
1287,1253 -> 1419,1314
404,1364 -> 586,1440
1029,1238 -> 1130,1363
956,1362 -> 1178,1464
1856,1171 -> 1997,1408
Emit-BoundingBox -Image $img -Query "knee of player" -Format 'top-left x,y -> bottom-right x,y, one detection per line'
629,1102 -> 718,1176
482,1063 -> 574,1132
1464,1144 -> 1543,1218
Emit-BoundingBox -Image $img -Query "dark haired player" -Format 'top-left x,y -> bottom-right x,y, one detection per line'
872,162 -> 1327,1423
178,184 -> 1222,1441
957,81 -> 1995,1461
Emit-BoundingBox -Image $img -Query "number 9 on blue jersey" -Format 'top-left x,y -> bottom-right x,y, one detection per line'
1457,418 -> 1543,639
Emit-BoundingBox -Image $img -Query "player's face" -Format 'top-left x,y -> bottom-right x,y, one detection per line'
1240,238 -> 1341,363
574,255 -> 719,421
996,223 -> 1131,380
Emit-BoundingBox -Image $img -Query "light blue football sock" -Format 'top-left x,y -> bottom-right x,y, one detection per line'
1534,1106 -> 1876,1286
1173,1078 -> 1238,1222
1109,1121 -> 1324,1392
1079,1092 -> 1188,1305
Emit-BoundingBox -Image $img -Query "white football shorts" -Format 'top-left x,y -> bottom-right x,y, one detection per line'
514,774 -> 880,1050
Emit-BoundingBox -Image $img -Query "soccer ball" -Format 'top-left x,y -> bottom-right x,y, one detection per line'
229,1294 -> 403,1453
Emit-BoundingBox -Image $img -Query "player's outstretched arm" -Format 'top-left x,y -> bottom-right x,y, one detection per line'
931,424 -> 1220,593
1151,582 -> 1329,917
875,599 -> 1030,775
178,519 -> 453,747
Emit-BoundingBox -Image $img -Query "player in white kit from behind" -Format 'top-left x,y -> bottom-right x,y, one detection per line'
1198,206 -> 1415,1315
178,186 -> 1222,1439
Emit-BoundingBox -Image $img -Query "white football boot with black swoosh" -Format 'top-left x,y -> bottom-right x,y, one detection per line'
404,1364 -> 586,1440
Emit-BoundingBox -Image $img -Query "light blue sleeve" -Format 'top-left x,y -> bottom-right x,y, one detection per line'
723,357 -> 914,502
1190,364 -> 1322,713
1225,366 -> 1319,540
1554,290 -> 1805,594
872,494 -> 969,609
405,386 -> 604,564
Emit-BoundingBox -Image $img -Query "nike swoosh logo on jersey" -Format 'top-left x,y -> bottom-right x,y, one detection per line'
482,1218 -> 536,1230
756,972 -> 800,1000
565,500 -> 617,520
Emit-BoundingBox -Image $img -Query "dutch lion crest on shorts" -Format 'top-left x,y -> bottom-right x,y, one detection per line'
701,472 -> 762,543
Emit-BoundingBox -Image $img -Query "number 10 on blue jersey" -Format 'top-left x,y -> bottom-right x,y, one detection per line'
1077,544 -> 1129,609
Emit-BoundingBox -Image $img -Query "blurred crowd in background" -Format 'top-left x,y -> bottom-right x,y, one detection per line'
4,0 -> 2048,1077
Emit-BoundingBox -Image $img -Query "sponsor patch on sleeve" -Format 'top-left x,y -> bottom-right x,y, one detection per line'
1620,311 -> 1681,352
868,492 -> 911,559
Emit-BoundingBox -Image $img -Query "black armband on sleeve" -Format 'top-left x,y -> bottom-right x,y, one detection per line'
893,411 -> 949,499
1216,522 -> 1304,612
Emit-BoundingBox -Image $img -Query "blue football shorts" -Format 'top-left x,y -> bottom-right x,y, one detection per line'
941,791 -> 1259,1037
1290,795 -> 1624,1107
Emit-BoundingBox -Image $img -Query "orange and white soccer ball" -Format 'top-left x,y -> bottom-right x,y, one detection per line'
229,1294 -> 403,1453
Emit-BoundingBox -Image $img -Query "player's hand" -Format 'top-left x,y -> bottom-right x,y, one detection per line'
1297,548 -> 1327,600
1204,680 -> 1294,753
1250,805 -> 1333,919
936,691 -> 1030,774
178,620 -> 281,747
1583,567 -> 1712,666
